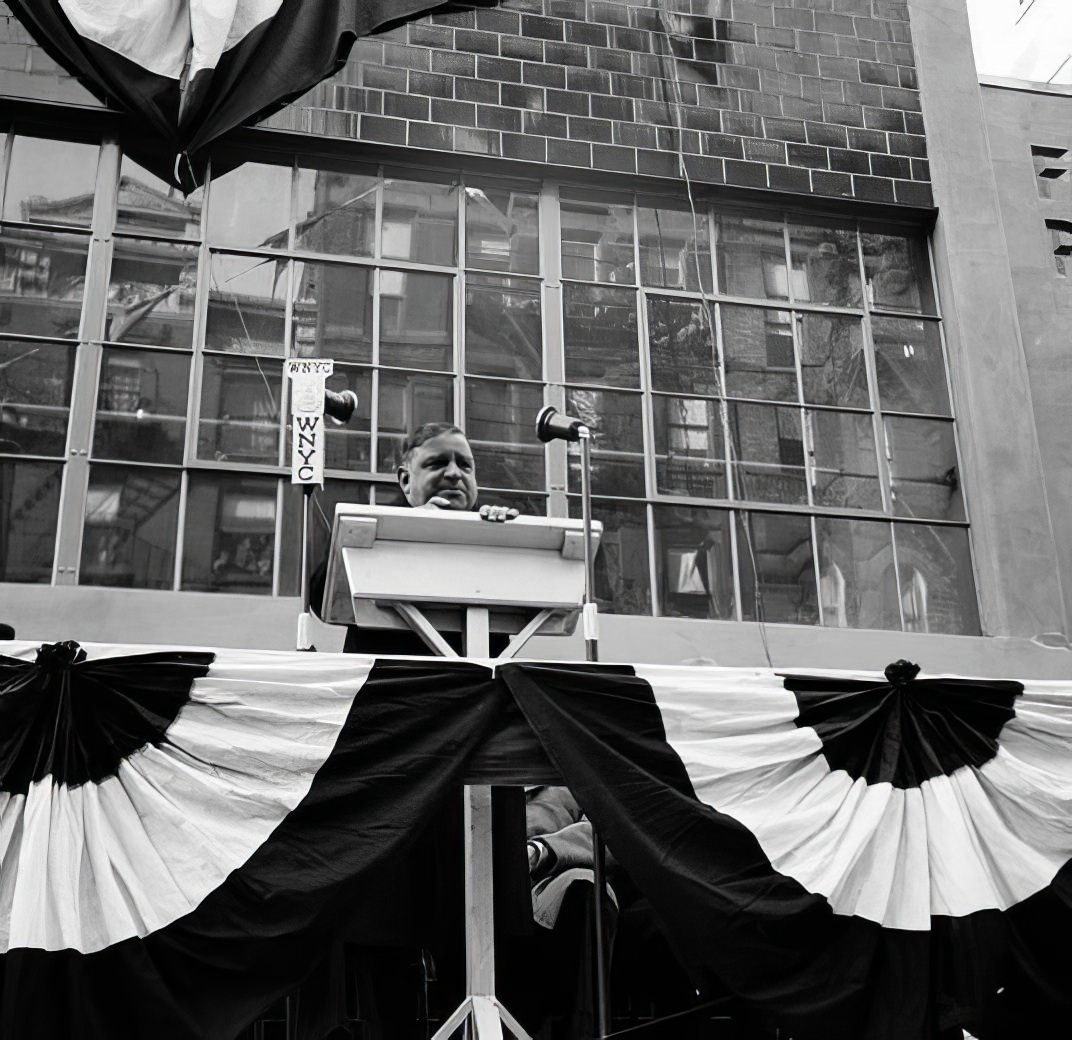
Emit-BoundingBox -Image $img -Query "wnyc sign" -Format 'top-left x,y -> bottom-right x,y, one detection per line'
285,358 -> 334,485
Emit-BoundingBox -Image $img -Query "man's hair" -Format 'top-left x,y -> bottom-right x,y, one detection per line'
398,422 -> 465,466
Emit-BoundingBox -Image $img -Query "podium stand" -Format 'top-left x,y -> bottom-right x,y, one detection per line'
322,504 -> 601,1039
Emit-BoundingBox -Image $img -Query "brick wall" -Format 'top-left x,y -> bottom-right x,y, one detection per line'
0,5 -> 102,107
1,0 -> 931,207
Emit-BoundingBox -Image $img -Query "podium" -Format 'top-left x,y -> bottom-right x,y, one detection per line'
321,504 -> 602,1038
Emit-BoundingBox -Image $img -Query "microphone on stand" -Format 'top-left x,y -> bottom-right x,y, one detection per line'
535,405 -> 587,442
324,388 -> 359,425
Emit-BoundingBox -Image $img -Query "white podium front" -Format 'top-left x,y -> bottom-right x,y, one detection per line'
320,504 -> 601,1039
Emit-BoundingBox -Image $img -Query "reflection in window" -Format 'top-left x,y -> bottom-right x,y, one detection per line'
871,317 -> 950,415
885,416 -> 963,520
638,202 -> 712,291
561,194 -> 634,283
0,459 -> 62,582
565,387 -> 644,496
205,253 -> 287,355
465,186 -> 539,274
466,275 -> 543,380
815,517 -> 897,630
79,466 -> 180,588
197,355 -> 282,465
570,497 -> 651,615
736,511 -> 817,624
375,369 -> 454,471
321,367 -> 371,471
0,340 -> 74,456
653,505 -> 733,619
107,238 -> 197,347
94,348 -> 189,464
653,396 -> 727,499
788,223 -> 861,307
892,523 -> 978,634
648,296 -> 718,395
116,157 -> 203,238
3,136 -> 99,226
563,283 -> 639,387
728,402 -> 807,504
379,270 -> 453,370
722,304 -> 797,402
206,161 -> 292,249
798,314 -> 868,409
717,215 -> 786,299
861,232 -> 936,314
0,229 -> 89,339
466,378 -> 544,489
381,176 -> 457,265
291,260 -> 372,362
182,473 -> 277,594
295,164 -> 377,257
808,409 -> 882,510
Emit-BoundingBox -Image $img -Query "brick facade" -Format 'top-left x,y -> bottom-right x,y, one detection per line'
0,0 -> 930,208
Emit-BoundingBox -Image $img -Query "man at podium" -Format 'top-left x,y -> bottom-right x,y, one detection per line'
312,421 -> 516,654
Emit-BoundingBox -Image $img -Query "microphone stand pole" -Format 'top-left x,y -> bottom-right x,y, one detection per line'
297,483 -> 315,651
578,426 -> 609,1038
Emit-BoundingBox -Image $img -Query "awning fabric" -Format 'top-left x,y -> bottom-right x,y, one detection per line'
1,641 -> 1071,1039
4,1 -> 457,188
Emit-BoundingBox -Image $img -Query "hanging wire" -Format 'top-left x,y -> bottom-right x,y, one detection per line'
653,3 -> 774,668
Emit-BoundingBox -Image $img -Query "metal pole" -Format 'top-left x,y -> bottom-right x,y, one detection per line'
579,427 -> 609,1038
297,484 -> 315,651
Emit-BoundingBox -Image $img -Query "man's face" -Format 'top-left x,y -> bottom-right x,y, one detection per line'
398,431 -> 478,510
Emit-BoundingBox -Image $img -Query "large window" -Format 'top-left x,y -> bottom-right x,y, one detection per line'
0,131 -> 978,634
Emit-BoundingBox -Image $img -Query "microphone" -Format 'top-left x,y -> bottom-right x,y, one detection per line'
535,405 -> 589,443
324,389 -> 358,425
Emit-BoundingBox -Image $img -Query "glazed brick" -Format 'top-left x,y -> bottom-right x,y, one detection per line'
829,147 -> 869,174
681,105 -> 724,132
474,7 -> 521,34
882,85 -> 921,112
832,0 -> 872,13
408,70 -> 453,96
684,154 -> 728,184
815,12 -> 855,34
432,99 -> 477,126
863,106 -> 905,133
819,55 -> 861,81
738,90 -> 784,117
547,138 -> 592,168
590,1 -> 630,27
456,78 -> 500,104
780,97 -> 825,121
837,35 -> 878,60
502,131 -> 547,163
429,8 -> 475,28
362,65 -> 407,92
501,83 -> 545,111
746,138 -> 787,164
565,67 -> 613,94
613,26 -> 650,51
859,61 -> 900,87
811,170 -> 854,197
889,132 -> 927,158
848,127 -> 889,152
383,43 -> 431,70
547,88 -> 588,115
756,26 -> 798,49
774,7 -> 815,30
637,98 -> 677,127
721,65 -> 762,92
615,122 -> 660,149
724,158 -> 768,188
408,122 -> 454,151
593,143 -> 638,173
904,112 -> 925,136
478,105 -> 522,132
567,21 -> 609,47
823,101 -> 866,128
722,111 -> 763,136
522,14 -> 565,41
454,29 -> 500,56
568,115 -> 614,144
875,41 -> 915,65
696,39 -> 730,63
543,41 -> 588,66
523,62 -> 566,88
796,31 -> 840,57
765,116 -> 809,143
476,56 -> 522,84
702,132 -> 745,159
408,23 -> 453,48
805,121 -> 848,147
359,114 -> 407,146
383,92 -> 430,121
870,153 -> 912,179
852,175 -> 895,203
894,179 -> 933,207
501,36 -> 544,62
768,164 -> 812,193
911,158 -> 930,181
432,51 -> 476,77
455,127 -> 502,156
776,50 -> 820,77
788,143 -> 830,169
899,66 -> 918,90
613,72 -> 657,101
842,81 -> 884,107
335,87 -> 381,115
637,149 -> 682,178
591,94 -> 636,122
524,111 -> 569,138
732,1 -> 774,27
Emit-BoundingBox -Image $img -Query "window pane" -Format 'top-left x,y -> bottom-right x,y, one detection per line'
321,367 -> 372,471
294,163 -> 377,257
648,296 -> 718,395
788,223 -> 861,307
728,402 -> 807,504
466,275 -> 542,380
653,396 -> 727,499
80,466 -> 180,588
563,283 -> 639,387
560,194 -> 634,283
94,348 -> 189,464
182,473 -> 278,594
116,156 -> 203,238
722,304 -> 798,402
375,370 -> 454,472
197,355 -> 282,465
638,202 -> 712,291
872,317 -> 950,415
205,253 -> 287,355
893,523 -> 979,635
0,459 -> 61,581
814,517 -> 898,630
381,175 -> 457,266
107,238 -> 197,348
380,270 -> 453,370
565,387 -> 645,497
736,511 -> 818,624
279,478 -> 370,596
291,260 -> 372,362
885,416 -> 963,521
569,497 -> 651,615
0,228 -> 88,338
808,410 -> 882,510
861,232 -> 936,314
207,162 -> 292,249
465,378 -> 545,490
653,505 -> 734,619
3,136 -> 98,226
465,186 -> 539,274
717,215 -> 787,300
0,340 -> 74,456
799,314 -> 868,409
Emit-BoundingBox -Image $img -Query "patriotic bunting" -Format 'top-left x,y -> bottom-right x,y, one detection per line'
2,641 -> 1071,1040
